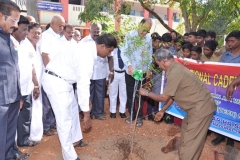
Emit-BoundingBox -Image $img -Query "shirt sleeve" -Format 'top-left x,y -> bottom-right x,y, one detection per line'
76,44 -> 95,112
120,34 -> 131,67
163,70 -> 183,97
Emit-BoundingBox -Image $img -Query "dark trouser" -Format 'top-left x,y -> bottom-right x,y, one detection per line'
17,94 -> 32,146
90,78 -> 106,117
125,72 -> 143,119
42,87 -> 55,131
0,101 -> 20,160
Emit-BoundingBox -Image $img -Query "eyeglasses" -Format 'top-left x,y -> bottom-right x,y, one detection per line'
4,15 -> 19,25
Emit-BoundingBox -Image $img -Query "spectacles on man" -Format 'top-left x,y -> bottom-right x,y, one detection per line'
4,15 -> 19,25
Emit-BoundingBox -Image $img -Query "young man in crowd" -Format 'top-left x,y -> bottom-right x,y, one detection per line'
191,46 -> 202,60
0,1 -> 30,160
201,40 -> 220,62
196,29 -> 207,49
212,30 -> 240,147
188,32 -> 197,46
42,33 -> 117,160
182,42 -> 193,58
183,32 -> 189,42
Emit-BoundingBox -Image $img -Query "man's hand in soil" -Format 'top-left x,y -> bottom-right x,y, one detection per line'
154,111 -> 164,122
83,112 -> 92,132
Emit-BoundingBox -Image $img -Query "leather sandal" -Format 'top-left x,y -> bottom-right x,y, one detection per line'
74,140 -> 88,147
44,129 -> 57,136
161,137 -> 180,154
14,153 -> 31,160
18,140 -> 39,147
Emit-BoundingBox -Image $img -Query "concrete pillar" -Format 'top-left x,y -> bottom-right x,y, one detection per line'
142,9 -> 149,18
26,0 -> 39,22
82,0 -> 90,37
60,0 -> 69,23
167,7 -> 173,29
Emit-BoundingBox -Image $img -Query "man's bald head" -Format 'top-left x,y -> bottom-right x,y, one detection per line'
90,23 -> 102,41
73,29 -> 81,43
25,15 -> 36,24
138,18 -> 152,37
50,15 -> 65,34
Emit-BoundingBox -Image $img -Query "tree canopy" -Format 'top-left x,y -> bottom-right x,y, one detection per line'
79,0 -> 240,35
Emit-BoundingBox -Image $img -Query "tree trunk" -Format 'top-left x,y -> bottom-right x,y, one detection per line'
138,0 -> 181,35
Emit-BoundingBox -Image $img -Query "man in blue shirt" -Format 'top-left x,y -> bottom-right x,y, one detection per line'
121,18 -> 152,127
212,30 -> 240,147
0,1 -> 30,160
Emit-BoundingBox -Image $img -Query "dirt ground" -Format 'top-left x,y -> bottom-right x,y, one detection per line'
20,98 -> 240,160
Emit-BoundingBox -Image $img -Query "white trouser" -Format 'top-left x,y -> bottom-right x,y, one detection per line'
109,71 -> 127,114
42,73 -> 82,160
30,88 -> 43,141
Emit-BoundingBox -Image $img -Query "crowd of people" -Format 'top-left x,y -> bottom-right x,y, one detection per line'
1,1 -> 240,160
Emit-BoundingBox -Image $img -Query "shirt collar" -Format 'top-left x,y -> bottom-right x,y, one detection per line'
48,27 -> 60,38
166,60 -> 176,77
10,35 -> 20,46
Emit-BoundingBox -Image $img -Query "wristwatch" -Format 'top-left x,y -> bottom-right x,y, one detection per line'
34,86 -> 40,89
146,91 -> 150,96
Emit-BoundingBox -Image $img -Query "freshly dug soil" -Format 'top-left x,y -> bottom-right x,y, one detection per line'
20,98 -> 240,160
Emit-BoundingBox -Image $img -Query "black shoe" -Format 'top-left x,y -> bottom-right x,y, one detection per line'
110,113 -> 116,118
226,138 -> 234,147
211,135 -> 225,146
119,113 -> 126,118
148,114 -> 154,121
206,130 -> 212,136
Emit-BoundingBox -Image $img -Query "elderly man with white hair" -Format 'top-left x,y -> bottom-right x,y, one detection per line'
139,49 -> 216,160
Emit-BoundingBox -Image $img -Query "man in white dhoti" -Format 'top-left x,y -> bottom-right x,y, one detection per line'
42,33 -> 117,160
26,23 -> 44,142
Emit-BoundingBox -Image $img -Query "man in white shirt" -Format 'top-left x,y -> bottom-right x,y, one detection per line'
40,15 -> 65,136
10,15 -> 40,147
73,29 -> 81,43
17,22 -> 41,147
27,23 -> 44,143
42,33 -> 117,160
81,23 -> 113,120
11,15 -> 28,51
121,18 -> 153,127
25,15 -> 36,24
60,24 -> 74,43
109,33 -> 127,118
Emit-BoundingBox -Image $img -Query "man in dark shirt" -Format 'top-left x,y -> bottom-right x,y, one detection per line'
0,1 -> 30,160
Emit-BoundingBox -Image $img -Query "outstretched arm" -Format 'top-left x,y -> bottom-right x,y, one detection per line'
226,75 -> 240,100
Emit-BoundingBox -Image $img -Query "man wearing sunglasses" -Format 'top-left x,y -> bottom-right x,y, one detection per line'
0,1 -> 30,160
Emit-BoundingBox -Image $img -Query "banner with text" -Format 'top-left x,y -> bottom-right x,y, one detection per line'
160,58 -> 240,141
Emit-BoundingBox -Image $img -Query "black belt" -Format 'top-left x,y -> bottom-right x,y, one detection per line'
45,70 -> 62,78
114,70 -> 125,73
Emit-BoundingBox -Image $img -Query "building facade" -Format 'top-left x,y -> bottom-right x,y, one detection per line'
13,0 -> 181,37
